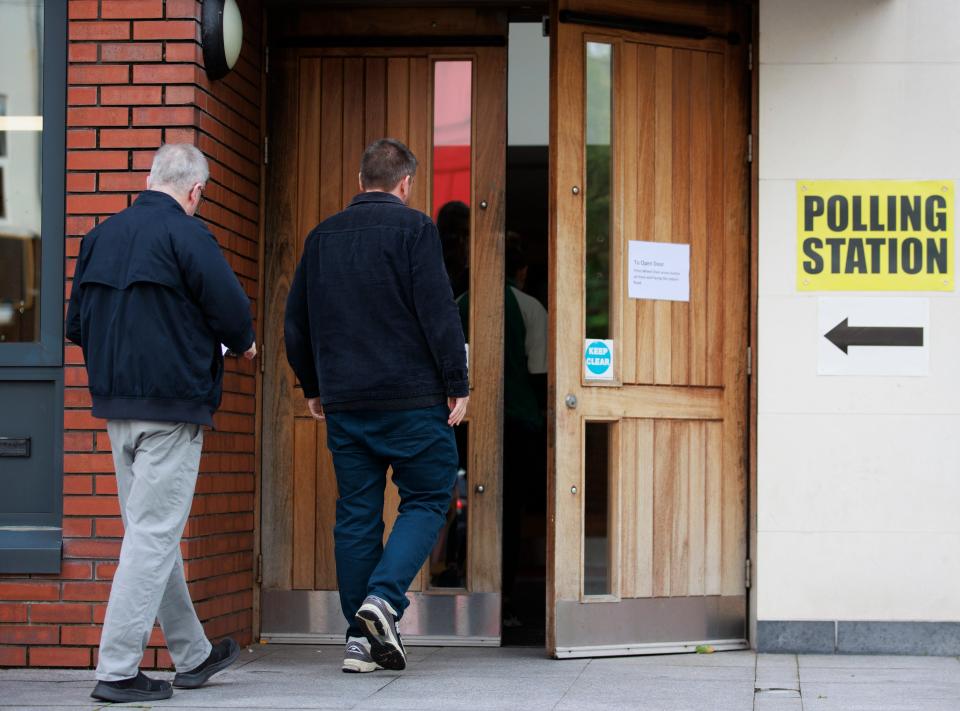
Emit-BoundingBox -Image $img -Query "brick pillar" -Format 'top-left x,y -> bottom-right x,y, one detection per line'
0,0 -> 262,669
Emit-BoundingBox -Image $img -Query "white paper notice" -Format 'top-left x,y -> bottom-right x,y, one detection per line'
628,241 -> 690,302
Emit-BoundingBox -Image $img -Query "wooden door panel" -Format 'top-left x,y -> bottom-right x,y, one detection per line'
549,0 -> 749,656
292,418 -> 316,589
290,53 -> 430,594
314,427 -> 338,590
264,46 -> 505,607
619,44 -> 726,388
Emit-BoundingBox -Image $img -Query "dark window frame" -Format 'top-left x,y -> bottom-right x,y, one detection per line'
0,0 -> 66,368
0,1 -> 66,573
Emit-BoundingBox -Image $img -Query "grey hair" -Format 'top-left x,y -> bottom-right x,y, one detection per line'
147,144 -> 210,194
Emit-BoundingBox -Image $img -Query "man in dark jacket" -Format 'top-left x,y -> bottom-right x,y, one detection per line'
66,144 -> 255,703
285,138 -> 468,673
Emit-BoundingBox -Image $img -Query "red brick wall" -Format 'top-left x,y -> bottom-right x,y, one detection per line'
0,0 -> 263,669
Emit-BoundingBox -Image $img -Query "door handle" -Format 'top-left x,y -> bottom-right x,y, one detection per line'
475,484 -> 485,494
565,394 -> 577,409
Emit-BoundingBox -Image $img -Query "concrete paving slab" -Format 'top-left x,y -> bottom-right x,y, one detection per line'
754,690 -> 804,711
799,665 -> 960,685
800,680 -> 960,710
5,646 -> 960,711
0,680 -> 96,708
352,673 -> 570,711
618,650 -> 758,667
556,677 -> 755,711
404,645 -> 582,674
756,653 -> 799,669
579,660 -> 756,683
755,653 -> 799,693
797,654 -> 960,670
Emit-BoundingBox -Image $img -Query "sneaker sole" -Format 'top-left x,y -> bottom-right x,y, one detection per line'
173,639 -> 241,689
342,657 -> 380,673
356,605 -> 406,671
91,683 -> 173,702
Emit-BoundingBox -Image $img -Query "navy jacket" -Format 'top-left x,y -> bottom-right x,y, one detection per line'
66,190 -> 255,426
284,192 -> 468,412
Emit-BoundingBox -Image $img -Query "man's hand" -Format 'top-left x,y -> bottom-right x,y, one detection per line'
447,396 -> 469,426
243,342 -> 257,360
307,397 -> 325,421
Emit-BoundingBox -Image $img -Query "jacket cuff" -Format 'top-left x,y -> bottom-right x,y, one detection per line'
445,377 -> 469,398
228,325 -> 255,355
302,384 -> 321,399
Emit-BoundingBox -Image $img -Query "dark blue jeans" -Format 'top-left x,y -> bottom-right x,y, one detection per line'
325,404 -> 458,639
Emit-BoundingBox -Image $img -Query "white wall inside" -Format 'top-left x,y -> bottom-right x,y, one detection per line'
758,0 -> 960,621
508,22 -> 549,146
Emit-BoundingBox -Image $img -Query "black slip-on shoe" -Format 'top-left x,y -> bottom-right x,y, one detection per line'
91,671 -> 173,702
173,637 -> 240,689
356,595 -> 406,671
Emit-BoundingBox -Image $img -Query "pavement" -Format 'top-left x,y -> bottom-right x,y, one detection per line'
1,645 -> 959,711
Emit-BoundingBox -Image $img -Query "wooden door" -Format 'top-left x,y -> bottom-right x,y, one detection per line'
547,0 -> 750,657
261,44 -> 506,642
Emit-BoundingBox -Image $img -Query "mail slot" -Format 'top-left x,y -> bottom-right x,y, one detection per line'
0,437 -> 31,458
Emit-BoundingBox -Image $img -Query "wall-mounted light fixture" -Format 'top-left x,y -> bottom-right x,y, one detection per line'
201,0 -> 244,81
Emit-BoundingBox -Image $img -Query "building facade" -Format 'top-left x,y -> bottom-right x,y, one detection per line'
0,0 -> 956,667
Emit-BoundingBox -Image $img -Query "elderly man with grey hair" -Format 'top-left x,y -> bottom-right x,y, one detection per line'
67,144 -> 256,703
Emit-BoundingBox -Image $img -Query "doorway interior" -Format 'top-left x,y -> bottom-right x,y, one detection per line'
499,21 -> 549,646
256,0 -> 752,657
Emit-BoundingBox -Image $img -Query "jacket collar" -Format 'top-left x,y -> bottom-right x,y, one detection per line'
134,189 -> 186,213
348,191 -> 404,207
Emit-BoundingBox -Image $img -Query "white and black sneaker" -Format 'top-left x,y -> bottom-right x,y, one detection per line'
356,595 -> 406,670
342,637 -> 379,673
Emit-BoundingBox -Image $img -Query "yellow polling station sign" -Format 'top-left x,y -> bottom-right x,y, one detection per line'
797,180 -> 954,291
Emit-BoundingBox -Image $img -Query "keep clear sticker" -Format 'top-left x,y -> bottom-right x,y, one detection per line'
583,339 -> 614,381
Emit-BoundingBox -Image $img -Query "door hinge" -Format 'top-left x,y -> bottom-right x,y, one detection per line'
748,42 -> 753,71
745,558 -> 752,589
746,346 -> 752,376
541,15 -> 550,37
746,134 -> 753,164
259,342 -> 265,374
263,135 -> 269,165
256,553 -> 263,584
265,45 -> 270,74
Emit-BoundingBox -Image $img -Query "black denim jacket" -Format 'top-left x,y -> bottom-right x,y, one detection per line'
284,192 -> 468,412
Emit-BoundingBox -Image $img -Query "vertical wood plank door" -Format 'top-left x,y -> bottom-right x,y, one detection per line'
261,45 -> 506,643
547,0 -> 751,657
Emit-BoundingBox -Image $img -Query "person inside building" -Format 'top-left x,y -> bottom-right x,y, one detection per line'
456,231 -> 547,628
499,232 -> 547,627
284,138 -> 469,674
436,199 -> 471,300
67,144 -> 255,703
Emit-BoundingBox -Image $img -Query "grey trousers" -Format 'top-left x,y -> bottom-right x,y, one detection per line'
95,420 -> 212,681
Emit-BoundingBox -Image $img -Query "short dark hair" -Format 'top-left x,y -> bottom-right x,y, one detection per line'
360,138 -> 418,191
436,200 -> 469,238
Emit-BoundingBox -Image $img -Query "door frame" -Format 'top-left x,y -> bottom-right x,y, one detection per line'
255,9 -> 508,645
251,0 -> 760,652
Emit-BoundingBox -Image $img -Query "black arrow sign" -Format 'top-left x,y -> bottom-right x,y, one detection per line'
825,318 -> 924,354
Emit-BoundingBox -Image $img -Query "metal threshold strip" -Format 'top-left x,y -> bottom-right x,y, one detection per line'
260,590 -> 501,647
261,632 -> 500,647
555,639 -> 750,659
